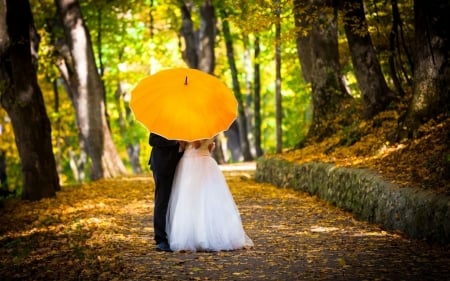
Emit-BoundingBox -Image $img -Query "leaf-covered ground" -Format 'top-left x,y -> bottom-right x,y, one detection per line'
281,111 -> 450,195
1,169 -> 449,281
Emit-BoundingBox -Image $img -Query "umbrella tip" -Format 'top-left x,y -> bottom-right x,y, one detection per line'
184,75 -> 188,85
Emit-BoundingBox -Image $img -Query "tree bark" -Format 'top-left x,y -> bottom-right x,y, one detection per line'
253,35 -> 263,157
0,0 -> 60,200
198,0 -> 215,74
201,1 -> 228,163
0,151 -> 8,193
219,6 -> 253,161
388,0 -> 410,97
54,0 -> 127,180
293,0 -> 314,83
294,0 -> 352,143
178,0 -> 226,163
398,0 -> 450,138
179,1 -> 198,68
55,59 -> 88,183
274,0 -> 282,153
341,0 -> 395,119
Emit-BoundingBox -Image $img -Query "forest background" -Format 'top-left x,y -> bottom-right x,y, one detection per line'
0,0 -> 449,201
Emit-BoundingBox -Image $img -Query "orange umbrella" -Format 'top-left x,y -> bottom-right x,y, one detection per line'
130,68 -> 238,141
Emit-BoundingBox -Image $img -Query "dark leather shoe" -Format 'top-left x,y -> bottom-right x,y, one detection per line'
156,242 -> 172,252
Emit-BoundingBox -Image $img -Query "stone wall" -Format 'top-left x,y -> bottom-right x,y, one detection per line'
255,156 -> 450,244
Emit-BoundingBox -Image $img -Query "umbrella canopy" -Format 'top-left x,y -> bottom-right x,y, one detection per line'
130,68 -> 238,141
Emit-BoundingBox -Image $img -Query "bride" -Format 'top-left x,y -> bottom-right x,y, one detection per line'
166,138 -> 253,252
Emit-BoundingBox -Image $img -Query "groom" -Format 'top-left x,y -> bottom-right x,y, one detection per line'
148,133 -> 183,252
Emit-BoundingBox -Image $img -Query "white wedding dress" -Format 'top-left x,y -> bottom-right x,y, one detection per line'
166,139 -> 253,252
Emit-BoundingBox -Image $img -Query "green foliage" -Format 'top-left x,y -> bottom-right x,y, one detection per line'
25,0 -> 314,180
2,0 -> 417,184
0,110 -> 22,195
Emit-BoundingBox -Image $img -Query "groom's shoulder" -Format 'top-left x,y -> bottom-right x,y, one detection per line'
149,133 -> 178,147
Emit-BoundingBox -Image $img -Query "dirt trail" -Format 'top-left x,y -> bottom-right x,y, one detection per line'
0,166 -> 449,280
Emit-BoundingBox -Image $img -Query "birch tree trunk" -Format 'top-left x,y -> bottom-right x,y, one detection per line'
54,0 -> 127,180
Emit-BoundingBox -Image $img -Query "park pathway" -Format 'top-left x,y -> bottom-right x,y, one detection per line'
0,163 -> 449,280
118,164 -> 450,281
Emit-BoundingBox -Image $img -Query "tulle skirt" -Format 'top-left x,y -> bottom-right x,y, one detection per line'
166,153 -> 253,252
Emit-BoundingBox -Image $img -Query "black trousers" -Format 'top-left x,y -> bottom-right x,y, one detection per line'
149,134 -> 183,244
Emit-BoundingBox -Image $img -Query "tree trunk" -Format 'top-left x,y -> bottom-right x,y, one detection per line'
54,0 -> 127,180
274,0 -> 282,153
388,0 -> 411,97
179,1 -> 198,68
52,79 -> 62,177
116,82 -> 142,174
0,151 -> 8,193
219,6 -> 253,161
398,0 -> 450,138
341,0 -> 395,119
179,0 -> 227,163
294,0 -> 352,143
199,1 -> 230,163
198,0 -> 215,74
55,60 -> 88,182
242,34 -> 256,158
293,0 -> 314,83
0,0 -> 60,200
253,35 -> 263,157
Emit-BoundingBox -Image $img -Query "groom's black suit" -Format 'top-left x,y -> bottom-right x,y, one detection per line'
149,133 -> 183,245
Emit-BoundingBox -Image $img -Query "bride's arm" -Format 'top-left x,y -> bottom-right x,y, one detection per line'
207,139 -> 215,152
178,141 -> 187,151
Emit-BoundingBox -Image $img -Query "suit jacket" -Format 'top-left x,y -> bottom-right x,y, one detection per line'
149,133 -> 178,147
148,133 -> 182,175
